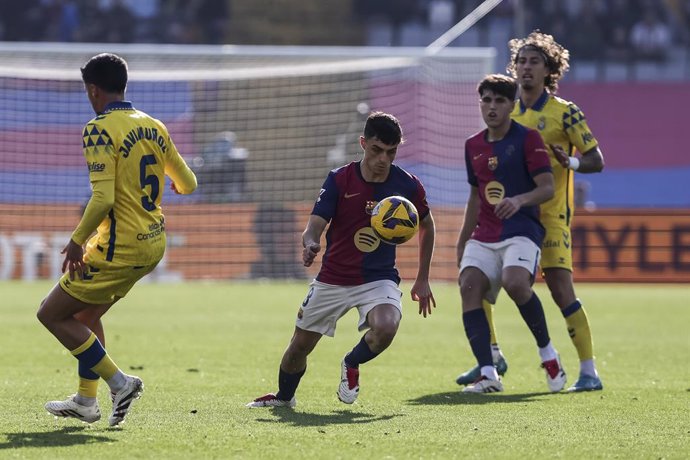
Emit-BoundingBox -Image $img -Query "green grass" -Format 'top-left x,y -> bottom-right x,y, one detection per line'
1,281 -> 688,459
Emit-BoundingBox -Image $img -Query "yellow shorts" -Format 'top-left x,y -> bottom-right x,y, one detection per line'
60,261 -> 159,305
540,220 -> 573,271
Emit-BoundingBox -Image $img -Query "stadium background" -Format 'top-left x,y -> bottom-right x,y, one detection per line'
0,0 -> 688,283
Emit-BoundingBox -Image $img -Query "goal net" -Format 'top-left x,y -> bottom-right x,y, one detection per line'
0,43 -> 494,282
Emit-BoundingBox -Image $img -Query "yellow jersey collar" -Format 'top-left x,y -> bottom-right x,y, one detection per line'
519,90 -> 549,113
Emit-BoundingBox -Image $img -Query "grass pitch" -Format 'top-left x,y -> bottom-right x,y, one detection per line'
1,281 -> 688,459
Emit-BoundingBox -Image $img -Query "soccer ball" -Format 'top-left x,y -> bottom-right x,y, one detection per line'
370,196 -> 419,245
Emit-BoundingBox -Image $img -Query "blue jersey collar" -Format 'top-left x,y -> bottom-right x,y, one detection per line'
102,101 -> 134,113
519,90 -> 549,113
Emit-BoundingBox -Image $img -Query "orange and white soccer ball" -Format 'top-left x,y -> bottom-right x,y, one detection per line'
370,196 -> 419,245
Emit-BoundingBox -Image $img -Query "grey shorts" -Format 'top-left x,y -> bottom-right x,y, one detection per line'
296,279 -> 403,337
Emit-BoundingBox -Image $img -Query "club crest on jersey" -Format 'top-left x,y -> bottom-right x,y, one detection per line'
488,156 -> 498,171
365,200 -> 377,215
537,116 -> 546,130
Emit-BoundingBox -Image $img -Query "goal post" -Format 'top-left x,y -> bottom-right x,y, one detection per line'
0,43 -> 494,281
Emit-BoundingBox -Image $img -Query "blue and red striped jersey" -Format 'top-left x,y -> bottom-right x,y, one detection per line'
311,161 -> 429,286
465,120 -> 552,246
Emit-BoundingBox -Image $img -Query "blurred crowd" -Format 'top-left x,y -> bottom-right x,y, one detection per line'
0,0 -> 230,44
355,0 -> 688,63
0,0 -> 688,66
522,0 -> 684,63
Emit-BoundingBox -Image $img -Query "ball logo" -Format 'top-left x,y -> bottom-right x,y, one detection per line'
484,181 -> 505,205
370,196 -> 419,245
354,227 -> 381,252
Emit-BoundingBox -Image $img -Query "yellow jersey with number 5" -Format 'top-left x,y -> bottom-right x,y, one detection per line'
511,90 -> 598,226
81,101 -> 196,266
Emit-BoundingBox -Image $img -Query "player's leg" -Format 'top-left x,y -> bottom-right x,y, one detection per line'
278,327 -> 322,399
41,264 -> 153,425
247,327 -> 322,408
459,266 -> 503,393
338,300 -> 402,404
456,298 -> 508,385
38,284 -> 120,423
502,265 -> 565,392
351,302 -> 401,359
503,237 -> 566,391
248,281 -> 337,407
543,267 -> 602,392
52,304 -> 112,415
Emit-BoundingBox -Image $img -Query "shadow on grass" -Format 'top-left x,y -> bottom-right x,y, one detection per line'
407,391 -> 557,406
255,408 -> 402,427
0,426 -> 114,449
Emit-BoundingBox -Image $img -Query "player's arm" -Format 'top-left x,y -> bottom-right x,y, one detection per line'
554,103 -> 605,173
551,144 -> 605,174
495,172 -> 554,220
457,185 -> 479,267
301,214 -> 328,267
164,138 -> 197,194
411,211 -> 436,317
65,179 -> 115,279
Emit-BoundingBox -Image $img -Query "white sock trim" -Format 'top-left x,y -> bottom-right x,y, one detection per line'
538,341 -> 558,362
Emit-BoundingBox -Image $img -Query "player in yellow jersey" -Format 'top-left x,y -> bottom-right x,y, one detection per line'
37,53 -> 197,425
456,31 -> 605,392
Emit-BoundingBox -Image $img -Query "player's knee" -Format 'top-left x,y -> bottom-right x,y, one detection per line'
371,322 -> 398,347
502,277 -> 531,304
459,278 -> 481,304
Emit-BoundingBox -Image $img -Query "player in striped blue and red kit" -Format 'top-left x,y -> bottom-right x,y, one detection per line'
457,74 -> 565,393
248,112 -> 436,407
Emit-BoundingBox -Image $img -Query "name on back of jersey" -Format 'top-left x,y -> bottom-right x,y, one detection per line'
119,126 -> 168,157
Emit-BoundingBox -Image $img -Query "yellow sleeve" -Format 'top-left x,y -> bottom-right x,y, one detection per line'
165,137 -> 197,195
564,104 -> 599,154
82,122 -> 117,182
71,179 -> 115,245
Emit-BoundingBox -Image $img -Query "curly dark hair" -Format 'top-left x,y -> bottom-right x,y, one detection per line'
506,30 -> 570,93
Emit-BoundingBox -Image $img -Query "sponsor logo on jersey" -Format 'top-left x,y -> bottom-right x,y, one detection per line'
484,181 -> 504,205
136,219 -> 166,241
88,162 -> 106,172
354,227 -> 381,252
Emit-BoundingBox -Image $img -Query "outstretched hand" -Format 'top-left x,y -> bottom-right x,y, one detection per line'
411,279 -> 436,318
61,239 -> 85,281
170,182 -> 181,194
302,242 -> 321,267
550,144 -> 571,169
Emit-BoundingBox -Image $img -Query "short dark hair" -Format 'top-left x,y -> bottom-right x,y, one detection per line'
363,111 -> 403,145
477,74 -> 518,100
80,53 -> 128,93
